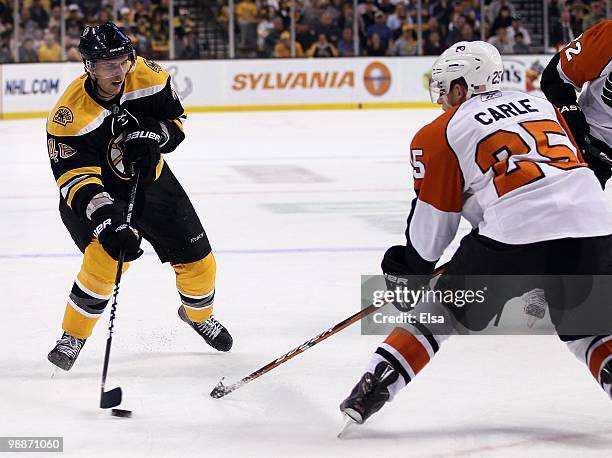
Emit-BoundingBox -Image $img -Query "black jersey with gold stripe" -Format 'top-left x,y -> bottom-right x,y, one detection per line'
46,57 -> 185,218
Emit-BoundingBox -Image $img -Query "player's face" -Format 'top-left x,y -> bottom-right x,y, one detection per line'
438,83 -> 467,112
92,55 -> 133,100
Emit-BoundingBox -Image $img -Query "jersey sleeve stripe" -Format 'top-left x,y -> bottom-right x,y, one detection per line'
56,166 -> 102,187
66,177 -> 103,207
173,119 -> 184,132
60,175 -> 89,198
121,83 -> 167,103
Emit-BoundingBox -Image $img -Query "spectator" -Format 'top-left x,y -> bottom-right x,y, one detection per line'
429,0 -> 454,27
488,25 -> 514,54
32,28 -> 44,51
117,6 -> 133,31
66,46 -> 81,62
445,13 -> 465,47
550,8 -> 580,49
307,33 -> 338,57
387,4 -> 411,38
134,18 -> 154,58
424,16 -> 444,42
513,31 -> 529,54
264,16 -> 284,57
20,7 -> 38,39
460,23 -> 476,41
47,6 -> 62,31
390,24 -> 418,56
19,37 -> 38,62
359,0 -> 379,37
295,9 -> 316,53
506,14 -> 531,46
314,10 -> 341,45
487,0 -> 516,25
151,20 -> 169,59
66,4 -> 84,26
337,26 -> 357,57
38,32 -> 61,62
236,0 -> 258,54
175,8 -> 194,38
257,6 -> 276,54
29,0 -> 49,29
423,29 -> 444,56
274,30 -> 304,57
490,6 -> 513,35
367,12 -> 393,50
175,30 -> 200,59
365,32 -> 386,56
64,21 -> 81,51
378,0 -> 395,16
583,1 -> 606,30
338,3 -> 354,32
0,38 -> 11,63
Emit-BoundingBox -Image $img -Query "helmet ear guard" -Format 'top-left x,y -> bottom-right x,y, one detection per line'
429,41 -> 504,103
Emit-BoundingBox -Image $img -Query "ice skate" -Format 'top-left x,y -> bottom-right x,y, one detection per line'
47,332 -> 86,371
339,361 -> 399,425
178,306 -> 233,352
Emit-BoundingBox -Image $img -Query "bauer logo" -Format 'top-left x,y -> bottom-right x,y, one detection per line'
363,62 -> 391,96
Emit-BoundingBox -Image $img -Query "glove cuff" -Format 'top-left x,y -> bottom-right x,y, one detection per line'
86,192 -> 114,221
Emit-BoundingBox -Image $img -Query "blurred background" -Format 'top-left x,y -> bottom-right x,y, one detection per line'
0,0 -> 610,63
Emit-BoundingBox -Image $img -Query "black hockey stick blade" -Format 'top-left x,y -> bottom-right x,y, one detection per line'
210,378 -> 231,399
100,387 -> 122,409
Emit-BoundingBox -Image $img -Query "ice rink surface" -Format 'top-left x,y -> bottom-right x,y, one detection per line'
1,109 -> 611,457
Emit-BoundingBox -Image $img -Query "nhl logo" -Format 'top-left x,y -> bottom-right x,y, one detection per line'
52,106 -> 74,127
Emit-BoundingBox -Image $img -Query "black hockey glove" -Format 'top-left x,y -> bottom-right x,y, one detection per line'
381,245 -> 433,312
122,119 -> 164,182
91,202 -> 143,262
559,104 -> 590,151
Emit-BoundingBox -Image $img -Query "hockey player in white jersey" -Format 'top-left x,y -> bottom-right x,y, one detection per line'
542,20 -> 612,187
340,41 -> 612,426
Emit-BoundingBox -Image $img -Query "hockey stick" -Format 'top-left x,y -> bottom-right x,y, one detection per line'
210,263 -> 449,399
100,165 -> 140,409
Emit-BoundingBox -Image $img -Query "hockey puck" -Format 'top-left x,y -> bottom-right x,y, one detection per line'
110,408 -> 132,418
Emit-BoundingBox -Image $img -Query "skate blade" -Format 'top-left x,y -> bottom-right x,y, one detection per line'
337,413 -> 358,439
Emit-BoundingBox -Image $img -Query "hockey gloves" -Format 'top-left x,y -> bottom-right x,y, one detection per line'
122,119 -> 164,183
559,104 -> 590,151
91,202 -> 143,262
381,245 -> 432,312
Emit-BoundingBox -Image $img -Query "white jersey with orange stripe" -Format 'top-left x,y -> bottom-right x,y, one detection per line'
408,90 -> 612,263
557,20 -> 612,146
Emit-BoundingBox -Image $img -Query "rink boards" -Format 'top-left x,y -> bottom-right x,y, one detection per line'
0,54 -> 553,119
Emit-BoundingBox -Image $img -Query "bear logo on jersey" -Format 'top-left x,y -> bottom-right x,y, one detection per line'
106,131 -> 132,181
52,106 -> 74,127
143,59 -> 162,73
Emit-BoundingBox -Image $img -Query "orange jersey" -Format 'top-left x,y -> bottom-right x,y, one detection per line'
557,20 -> 612,145
408,90 -> 612,262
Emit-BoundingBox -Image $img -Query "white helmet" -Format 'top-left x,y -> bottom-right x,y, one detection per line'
429,41 -> 503,103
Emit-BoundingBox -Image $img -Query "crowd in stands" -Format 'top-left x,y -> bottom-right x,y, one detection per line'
225,0 -> 609,58
0,0 -> 198,63
0,0 -> 608,63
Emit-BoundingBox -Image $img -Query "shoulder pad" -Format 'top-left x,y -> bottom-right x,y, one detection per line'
47,74 -> 108,137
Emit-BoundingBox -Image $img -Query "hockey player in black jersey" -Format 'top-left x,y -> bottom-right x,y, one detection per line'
47,23 -> 232,371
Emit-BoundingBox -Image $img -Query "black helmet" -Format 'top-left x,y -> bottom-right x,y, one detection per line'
79,22 -> 135,64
